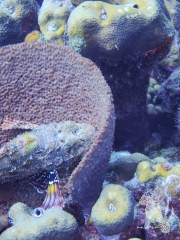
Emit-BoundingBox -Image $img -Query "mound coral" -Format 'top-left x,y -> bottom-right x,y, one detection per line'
0,202 -> 78,240
0,0 -> 38,47
38,0 -> 73,44
0,42 -> 115,207
108,152 -> 149,181
67,0 -> 174,151
90,184 -> 135,239
68,0 -> 174,60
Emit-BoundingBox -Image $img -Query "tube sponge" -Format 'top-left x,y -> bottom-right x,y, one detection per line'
90,184 -> 135,237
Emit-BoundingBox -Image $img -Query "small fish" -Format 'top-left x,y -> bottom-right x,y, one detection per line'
32,170 -> 65,217
31,170 -> 85,226
0,118 -> 95,182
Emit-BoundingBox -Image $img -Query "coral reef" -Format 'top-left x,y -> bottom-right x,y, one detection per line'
135,178 -> 180,239
38,0 -> 73,44
90,184 -> 135,239
123,175 -> 180,239
1,0 -> 180,238
0,42 -> 115,207
0,202 -> 79,240
0,0 -> 39,47
0,119 -> 95,181
108,152 -> 149,181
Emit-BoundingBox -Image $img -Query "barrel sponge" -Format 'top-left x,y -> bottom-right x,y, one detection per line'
38,0 -> 72,44
67,0 -> 174,60
136,161 -> 180,183
0,202 -> 78,240
108,151 -> 150,181
91,184 -> 135,236
0,42 -> 115,207
0,0 -> 38,47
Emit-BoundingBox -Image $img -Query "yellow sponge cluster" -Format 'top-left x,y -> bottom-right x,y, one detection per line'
38,1 -> 72,44
91,184 -> 135,237
67,0 -> 174,59
136,161 -> 180,183
25,30 -> 41,42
